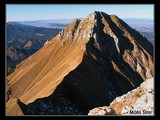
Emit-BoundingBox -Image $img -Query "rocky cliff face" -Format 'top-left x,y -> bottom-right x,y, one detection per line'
6,11 -> 153,115
88,78 -> 154,115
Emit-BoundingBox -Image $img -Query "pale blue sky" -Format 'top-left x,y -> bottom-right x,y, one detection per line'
6,4 -> 154,21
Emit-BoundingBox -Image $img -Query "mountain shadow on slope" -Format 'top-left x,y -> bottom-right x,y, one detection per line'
17,35 -> 144,115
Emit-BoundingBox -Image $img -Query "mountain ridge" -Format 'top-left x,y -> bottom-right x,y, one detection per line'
6,11 -> 153,115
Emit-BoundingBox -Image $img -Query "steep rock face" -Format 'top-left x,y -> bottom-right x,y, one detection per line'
6,11 -> 153,115
88,78 -> 154,115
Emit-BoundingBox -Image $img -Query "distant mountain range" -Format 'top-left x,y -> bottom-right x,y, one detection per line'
18,18 -> 83,29
7,22 -> 61,74
11,18 -> 154,45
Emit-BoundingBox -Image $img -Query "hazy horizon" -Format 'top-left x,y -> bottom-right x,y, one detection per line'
7,17 -> 154,23
6,4 -> 154,22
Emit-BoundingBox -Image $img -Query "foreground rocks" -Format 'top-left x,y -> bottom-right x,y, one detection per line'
88,107 -> 116,115
88,78 -> 154,115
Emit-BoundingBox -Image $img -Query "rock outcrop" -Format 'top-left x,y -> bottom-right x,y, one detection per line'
88,107 -> 116,115
88,78 -> 154,115
6,11 -> 153,115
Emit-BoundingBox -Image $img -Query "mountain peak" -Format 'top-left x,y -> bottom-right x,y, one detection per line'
6,11 -> 153,115
87,11 -> 102,20
110,14 -> 118,17
89,11 -> 107,15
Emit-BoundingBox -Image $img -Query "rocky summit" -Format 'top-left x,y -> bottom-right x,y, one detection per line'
6,11 -> 154,115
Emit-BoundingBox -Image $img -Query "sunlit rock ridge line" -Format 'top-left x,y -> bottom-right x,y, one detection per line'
6,11 -> 153,115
